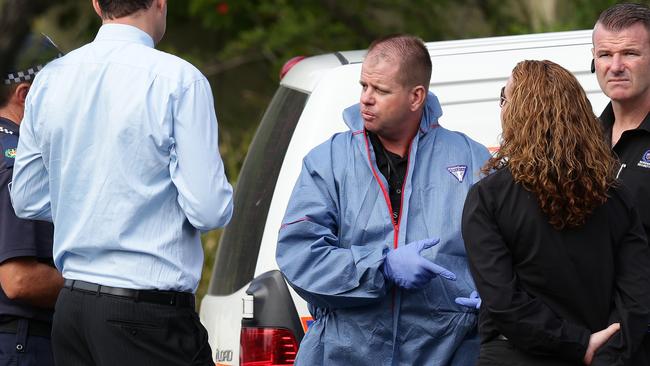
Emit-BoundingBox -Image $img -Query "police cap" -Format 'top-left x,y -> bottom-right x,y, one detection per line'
3,33 -> 63,85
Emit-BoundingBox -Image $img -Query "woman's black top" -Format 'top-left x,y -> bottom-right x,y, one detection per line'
462,168 -> 650,364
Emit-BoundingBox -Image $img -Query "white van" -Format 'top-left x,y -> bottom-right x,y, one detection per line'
199,29 -> 608,366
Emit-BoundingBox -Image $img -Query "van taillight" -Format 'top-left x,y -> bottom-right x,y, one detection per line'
240,327 -> 298,365
279,56 -> 305,80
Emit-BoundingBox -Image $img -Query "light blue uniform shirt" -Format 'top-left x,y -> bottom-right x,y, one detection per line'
10,24 -> 233,292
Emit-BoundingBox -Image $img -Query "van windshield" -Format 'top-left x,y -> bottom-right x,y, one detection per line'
208,86 -> 308,295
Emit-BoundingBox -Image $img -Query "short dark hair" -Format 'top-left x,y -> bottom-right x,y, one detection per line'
597,2 -> 650,34
0,83 -> 20,108
97,0 -> 154,19
367,35 -> 432,89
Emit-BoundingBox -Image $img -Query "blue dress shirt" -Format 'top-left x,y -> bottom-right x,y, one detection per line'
10,24 -> 233,292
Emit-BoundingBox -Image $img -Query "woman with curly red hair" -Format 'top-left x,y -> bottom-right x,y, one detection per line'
462,60 -> 650,365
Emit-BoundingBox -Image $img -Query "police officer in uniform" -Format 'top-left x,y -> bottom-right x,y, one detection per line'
0,34 -> 62,366
593,3 -> 650,364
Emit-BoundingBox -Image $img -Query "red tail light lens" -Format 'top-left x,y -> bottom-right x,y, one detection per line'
279,56 -> 306,80
240,327 -> 298,366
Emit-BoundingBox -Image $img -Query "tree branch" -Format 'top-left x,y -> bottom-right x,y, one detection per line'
202,52 -> 269,77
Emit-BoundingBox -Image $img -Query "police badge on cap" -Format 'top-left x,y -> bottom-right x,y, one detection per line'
3,34 -> 63,85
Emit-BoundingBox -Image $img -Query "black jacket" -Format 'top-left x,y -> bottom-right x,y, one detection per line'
462,168 -> 650,365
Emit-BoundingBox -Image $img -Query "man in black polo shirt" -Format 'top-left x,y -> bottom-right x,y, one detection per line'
0,34 -> 63,366
593,3 -> 650,363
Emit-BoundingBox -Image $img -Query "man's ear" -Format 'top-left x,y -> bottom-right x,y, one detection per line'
410,85 -> 427,112
92,0 -> 103,18
155,0 -> 167,11
14,83 -> 30,106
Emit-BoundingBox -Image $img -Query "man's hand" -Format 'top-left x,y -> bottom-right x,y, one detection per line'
382,238 -> 456,290
455,290 -> 481,309
583,323 -> 620,365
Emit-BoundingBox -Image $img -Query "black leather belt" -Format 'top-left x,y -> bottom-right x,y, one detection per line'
64,279 -> 194,308
0,318 -> 51,338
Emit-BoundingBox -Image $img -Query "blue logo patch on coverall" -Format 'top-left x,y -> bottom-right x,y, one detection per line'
447,165 -> 467,182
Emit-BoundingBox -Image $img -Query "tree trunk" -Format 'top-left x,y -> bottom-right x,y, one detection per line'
526,0 -> 558,32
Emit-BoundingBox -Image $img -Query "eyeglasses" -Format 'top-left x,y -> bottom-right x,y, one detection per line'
499,86 -> 508,108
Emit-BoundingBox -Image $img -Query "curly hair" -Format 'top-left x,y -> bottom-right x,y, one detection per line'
484,60 -> 617,229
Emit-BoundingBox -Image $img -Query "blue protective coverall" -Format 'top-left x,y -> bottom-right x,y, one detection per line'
276,93 -> 492,365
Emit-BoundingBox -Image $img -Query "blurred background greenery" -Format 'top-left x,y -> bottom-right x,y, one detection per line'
0,0 -> 644,300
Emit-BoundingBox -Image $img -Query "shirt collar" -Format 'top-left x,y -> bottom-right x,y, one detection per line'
598,102 -> 614,133
640,112 -> 650,132
599,101 -> 650,133
368,131 -> 408,161
94,24 -> 155,48
0,117 -> 19,135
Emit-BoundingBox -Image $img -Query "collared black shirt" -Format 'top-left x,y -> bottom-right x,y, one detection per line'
600,103 -> 650,238
368,131 -> 408,225
462,168 -> 650,363
0,117 -> 55,323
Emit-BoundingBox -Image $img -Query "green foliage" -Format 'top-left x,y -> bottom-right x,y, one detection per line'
556,0 -> 650,30
198,229 -> 222,303
187,1 -> 369,77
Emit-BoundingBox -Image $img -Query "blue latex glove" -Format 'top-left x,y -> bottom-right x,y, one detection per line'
382,238 -> 456,290
455,290 -> 481,309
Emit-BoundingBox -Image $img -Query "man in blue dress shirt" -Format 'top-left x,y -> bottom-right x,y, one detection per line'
10,1 -> 234,365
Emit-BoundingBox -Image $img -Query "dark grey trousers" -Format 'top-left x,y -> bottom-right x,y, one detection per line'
51,287 -> 212,366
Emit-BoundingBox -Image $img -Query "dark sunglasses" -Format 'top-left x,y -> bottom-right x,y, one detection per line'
499,86 -> 508,108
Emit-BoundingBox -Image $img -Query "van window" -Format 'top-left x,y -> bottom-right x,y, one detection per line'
208,86 -> 309,295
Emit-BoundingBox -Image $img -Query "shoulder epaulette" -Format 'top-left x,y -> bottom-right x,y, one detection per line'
0,126 -> 14,135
